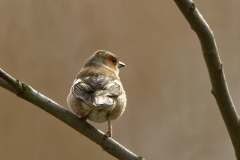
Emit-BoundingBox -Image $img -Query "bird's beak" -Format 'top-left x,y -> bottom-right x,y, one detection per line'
118,61 -> 126,68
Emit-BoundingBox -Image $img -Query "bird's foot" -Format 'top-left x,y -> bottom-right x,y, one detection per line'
105,131 -> 112,137
80,116 -> 88,125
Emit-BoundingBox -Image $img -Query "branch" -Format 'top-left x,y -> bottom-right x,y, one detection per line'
0,68 -> 144,160
174,0 -> 240,159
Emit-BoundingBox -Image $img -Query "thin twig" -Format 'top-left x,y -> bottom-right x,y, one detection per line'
0,68 -> 23,94
0,77 -> 13,92
174,0 -> 240,159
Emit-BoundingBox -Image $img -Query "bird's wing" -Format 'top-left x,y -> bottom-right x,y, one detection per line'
71,79 -> 93,104
71,76 -> 122,106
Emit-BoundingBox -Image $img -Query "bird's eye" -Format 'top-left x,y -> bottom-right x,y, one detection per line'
112,58 -> 117,63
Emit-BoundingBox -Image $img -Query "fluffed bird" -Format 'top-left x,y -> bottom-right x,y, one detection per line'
67,50 -> 127,137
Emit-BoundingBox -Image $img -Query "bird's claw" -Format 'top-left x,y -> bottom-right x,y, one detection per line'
105,131 -> 112,137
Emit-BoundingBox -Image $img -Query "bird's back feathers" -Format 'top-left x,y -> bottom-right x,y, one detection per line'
71,75 -> 122,107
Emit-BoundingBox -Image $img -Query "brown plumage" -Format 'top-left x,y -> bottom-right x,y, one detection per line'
67,50 -> 127,137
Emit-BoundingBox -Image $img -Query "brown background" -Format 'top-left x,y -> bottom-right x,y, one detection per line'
1,1 -> 240,160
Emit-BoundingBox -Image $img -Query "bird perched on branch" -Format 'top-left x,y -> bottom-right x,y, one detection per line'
67,50 -> 127,137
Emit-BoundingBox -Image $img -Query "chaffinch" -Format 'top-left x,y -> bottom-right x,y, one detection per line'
67,50 -> 127,137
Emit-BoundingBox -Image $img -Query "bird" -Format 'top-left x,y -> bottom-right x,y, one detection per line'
67,50 -> 127,137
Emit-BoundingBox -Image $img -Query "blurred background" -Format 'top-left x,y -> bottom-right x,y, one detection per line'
0,0 -> 240,159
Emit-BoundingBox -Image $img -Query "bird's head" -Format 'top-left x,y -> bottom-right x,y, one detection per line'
83,50 -> 125,74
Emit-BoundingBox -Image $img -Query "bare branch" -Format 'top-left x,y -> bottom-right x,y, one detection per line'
0,69 -> 23,94
174,0 -> 240,159
0,68 -> 144,160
